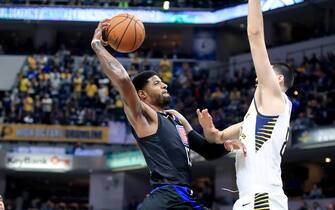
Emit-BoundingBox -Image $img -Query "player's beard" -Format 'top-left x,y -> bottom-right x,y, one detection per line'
158,94 -> 172,108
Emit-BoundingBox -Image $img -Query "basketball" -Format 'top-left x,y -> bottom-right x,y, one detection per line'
102,13 -> 145,53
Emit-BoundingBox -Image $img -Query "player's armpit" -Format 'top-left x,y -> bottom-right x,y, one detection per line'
124,101 -> 158,138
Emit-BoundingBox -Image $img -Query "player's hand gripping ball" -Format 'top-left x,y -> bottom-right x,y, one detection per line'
102,13 -> 145,53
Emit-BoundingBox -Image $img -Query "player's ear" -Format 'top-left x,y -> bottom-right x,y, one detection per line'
138,90 -> 147,100
278,74 -> 284,83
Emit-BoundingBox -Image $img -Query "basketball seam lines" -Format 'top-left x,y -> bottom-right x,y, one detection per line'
107,16 -> 129,43
135,19 -> 145,31
107,16 -> 126,32
130,21 -> 137,52
116,14 -> 128,18
116,15 -> 134,51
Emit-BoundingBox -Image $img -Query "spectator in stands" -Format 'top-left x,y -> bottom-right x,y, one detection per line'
159,55 -> 173,84
129,52 -> 141,70
23,93 -> 34,120
309,184 -> 323,199
297,201 -> 309,210
291,112 -> 316,131
2,92 -> 11,117
210,86 -> 224,102
49,68 -> 61,99
128,64 -> 138,78
327,203 -> 334,210
41,93 -> 52,124
27,55 -> 37,70
1,50 -> 334,130
98,83 -> 108,105
142,57 -> 151,71
73,72 -> 83,99
312,201 -> 322,210
85,79 -> 97,107
19,75 -> 31,93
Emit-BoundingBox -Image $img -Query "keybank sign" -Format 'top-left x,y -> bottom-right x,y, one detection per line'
6,153 -> 73,172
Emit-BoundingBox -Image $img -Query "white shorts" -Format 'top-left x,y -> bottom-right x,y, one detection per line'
233,192 -> 288,210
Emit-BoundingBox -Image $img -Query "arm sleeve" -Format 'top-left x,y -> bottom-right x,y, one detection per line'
187,130 -> 229,160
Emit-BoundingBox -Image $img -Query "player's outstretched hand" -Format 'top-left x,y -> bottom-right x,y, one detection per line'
196,109 -> 221,143
91,19 -> 110,48
197,109 -> 215,129
224,140 -> 247,157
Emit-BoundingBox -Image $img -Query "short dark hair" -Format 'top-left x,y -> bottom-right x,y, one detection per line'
272,63 -> 295,90
132,71 -> 158,91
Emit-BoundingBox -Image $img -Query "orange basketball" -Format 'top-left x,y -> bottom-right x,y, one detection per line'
102,13 -> 145,53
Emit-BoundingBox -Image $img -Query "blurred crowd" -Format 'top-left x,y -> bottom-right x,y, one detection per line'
0,47 -> 125,126
3,198 -> 91,210
296,200 -> 335,210
288,53 -> 335,131
0,0 -> 244,9
0,48 -> 334,133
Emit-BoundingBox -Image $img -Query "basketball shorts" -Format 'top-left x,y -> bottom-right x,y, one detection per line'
233,192 -> 288,210
137,185 -> 209,210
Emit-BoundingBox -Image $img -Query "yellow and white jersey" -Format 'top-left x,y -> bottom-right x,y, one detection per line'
236,93 -> 292,198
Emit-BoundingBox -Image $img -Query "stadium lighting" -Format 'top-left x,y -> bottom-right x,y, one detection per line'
163,1 -> 170,10
0,0 -> 305,23
325,157 -> 331,163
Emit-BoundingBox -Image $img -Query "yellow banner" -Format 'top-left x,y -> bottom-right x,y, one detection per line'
0,124 -> 108,143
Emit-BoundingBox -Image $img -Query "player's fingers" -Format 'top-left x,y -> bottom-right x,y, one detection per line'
202,109 -> 209,118
97,21 -> 104,28
196,109 -> 202,118
232,141 -> 247,156
224,141 -> 232,151
229,145 -> 233,151
101,40 -> 108,46
94,27 -> 102,36
101,18 -> 111,25
242,143 -> 247,157
101,22 -> 109,28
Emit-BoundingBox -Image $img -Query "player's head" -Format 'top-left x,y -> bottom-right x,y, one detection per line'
132,71 -> 171,108
272,63 -> 295,92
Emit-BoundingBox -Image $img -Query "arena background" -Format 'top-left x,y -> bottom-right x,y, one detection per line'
0,0 -> 334,209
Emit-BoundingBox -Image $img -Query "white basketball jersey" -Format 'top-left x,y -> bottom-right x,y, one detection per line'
236,93 -> 292,197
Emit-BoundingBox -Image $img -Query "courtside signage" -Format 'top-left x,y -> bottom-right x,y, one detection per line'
0,124 -> 108,143
106,150 -> 146,171
296,126 -> 335,145
5,153 -> 73,172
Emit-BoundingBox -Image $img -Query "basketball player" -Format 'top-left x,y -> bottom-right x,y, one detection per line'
91,21 -> 245,209
197,0 -> 295,209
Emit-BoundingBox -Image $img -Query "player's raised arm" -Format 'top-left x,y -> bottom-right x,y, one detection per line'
90,21 -> 146,127
247,0 -> 285,113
